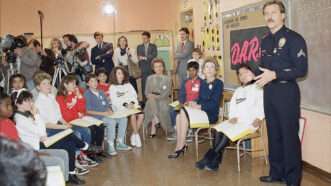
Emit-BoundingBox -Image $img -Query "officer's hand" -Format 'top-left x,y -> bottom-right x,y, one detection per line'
254,67 -> 277,87
252,119 -> 262,128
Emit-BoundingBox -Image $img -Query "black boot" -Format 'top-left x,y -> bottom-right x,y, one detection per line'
68,174 -> 86,185
195,149 -> 214,170
205,150 -> 220,171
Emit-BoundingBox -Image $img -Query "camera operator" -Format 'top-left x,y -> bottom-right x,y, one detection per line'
62,34 -> 91,85
14,35 -> 41,90
28,39 -> 55,76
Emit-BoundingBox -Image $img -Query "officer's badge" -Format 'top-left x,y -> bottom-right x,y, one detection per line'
278,37 -> 286,48
273,48 -> 277,54
297,49 -> 306,58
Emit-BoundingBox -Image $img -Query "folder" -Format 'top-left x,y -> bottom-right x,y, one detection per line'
43,129 -> 73,148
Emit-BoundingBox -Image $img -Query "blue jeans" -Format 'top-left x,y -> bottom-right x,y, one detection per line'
72,126 -> 91,144
102,117 -> 127,145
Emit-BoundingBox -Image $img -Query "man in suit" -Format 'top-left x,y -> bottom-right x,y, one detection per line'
175,27 -> 194,86
91,32 -> 114,73
137,31 -> 158,101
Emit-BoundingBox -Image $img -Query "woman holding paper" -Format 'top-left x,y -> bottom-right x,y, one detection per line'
195,64 -> 264,171
168,58 -> 223,159
12,89 -> 90,184
109,66 -> 143,149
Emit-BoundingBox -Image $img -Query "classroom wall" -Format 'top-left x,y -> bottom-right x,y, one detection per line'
0,0 -> 179,36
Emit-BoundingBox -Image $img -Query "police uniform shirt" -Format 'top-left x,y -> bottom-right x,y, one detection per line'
261,26 -> 308,82
228,83 -> 265,126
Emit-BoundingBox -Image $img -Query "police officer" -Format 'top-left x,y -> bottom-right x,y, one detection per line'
255,1 -> 308,186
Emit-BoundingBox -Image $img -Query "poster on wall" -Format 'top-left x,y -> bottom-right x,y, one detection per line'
230,26 -> 268,69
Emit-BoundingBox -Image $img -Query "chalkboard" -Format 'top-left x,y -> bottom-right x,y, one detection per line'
291,0 -> 331,114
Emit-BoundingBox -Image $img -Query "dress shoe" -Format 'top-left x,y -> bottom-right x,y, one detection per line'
260,176 -> 285,184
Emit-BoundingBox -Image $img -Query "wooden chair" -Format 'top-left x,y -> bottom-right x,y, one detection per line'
194,90 -> 234,160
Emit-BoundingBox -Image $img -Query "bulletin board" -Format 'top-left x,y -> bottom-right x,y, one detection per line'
43,30 -> 175,70
222,2 -> 269,86
201,0 -> 222,75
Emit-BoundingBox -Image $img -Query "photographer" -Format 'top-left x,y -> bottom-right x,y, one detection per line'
14,35 -> 41,90
28,39 -> 55,76
62,34 -> 91,85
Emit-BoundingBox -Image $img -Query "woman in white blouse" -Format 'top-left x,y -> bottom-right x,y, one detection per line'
113,36 -> 138,91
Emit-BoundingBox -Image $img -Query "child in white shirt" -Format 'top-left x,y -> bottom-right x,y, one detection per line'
195,64 -> 264,171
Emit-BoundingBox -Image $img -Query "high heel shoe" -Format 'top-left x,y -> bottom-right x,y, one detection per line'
168,145 -> 188,159
149,134 -> 156,138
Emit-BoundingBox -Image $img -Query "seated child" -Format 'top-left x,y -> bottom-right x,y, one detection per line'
195,64 -> 264,171
96,68 -> 110,97
168,61 -> 201,140
56,75 -> 103,164
187,48 -> 204,79
109,66 -> 143,149
85,73 -> 131,155
12,89 -> 89,184
9,73 -> 26,94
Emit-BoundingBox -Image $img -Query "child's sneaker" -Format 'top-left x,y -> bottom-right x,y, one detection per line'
116,142 -> 132,151
135,134 -> 142,148
130,134 -> 136,147
107,144 -> 118,156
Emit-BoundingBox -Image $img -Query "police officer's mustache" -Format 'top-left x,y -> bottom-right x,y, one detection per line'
267,19 -> 274,23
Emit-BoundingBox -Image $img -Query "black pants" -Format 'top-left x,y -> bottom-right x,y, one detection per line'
89,124 -> 105,147
264,82 -> 302,185
42,133 -> 85,172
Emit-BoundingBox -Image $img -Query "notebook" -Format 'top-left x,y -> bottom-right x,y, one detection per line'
70,116 -> 104,127
183,106 -> 210,128
43,129 -> 73,148
213,121 -> 256,141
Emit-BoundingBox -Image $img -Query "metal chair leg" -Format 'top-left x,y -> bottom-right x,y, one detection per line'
237,139 -> 242,172
195,130 -> 199,161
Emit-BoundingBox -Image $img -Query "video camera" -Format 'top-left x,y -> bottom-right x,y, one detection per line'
0,34 -> 27,64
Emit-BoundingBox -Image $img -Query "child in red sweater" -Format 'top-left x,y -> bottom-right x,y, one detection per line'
0,91 -> 19,141
56,75 -> 105,158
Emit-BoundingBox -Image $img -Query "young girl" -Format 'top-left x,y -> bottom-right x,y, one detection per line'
56,75 -> 104,164
96,68 -> 110,97
12,89 -> 89,184
109,66 -> 144,148
56,75 -> 92,144
187,48 -> 204,79
168,58 -> 223,159
195,64 -> 264,171
143,58 -> 174,137
9,73 -> 26,94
